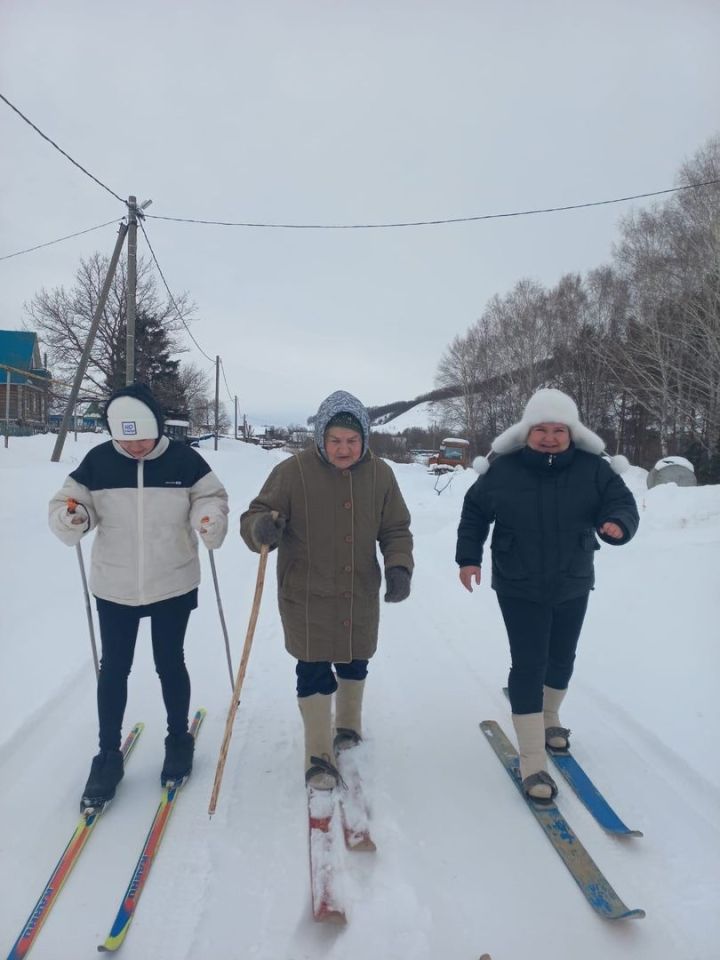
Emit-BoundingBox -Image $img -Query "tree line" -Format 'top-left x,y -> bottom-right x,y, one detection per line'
25,253 -> 227,431
432,137 -> 720,481
26,137 -> 719,474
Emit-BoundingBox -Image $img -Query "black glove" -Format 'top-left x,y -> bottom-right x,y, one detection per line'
384,566 -> 411,603
252,512 -> 286,547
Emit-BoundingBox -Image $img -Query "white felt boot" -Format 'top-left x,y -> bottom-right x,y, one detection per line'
334,678 -> 365,752
543,685 -> 570,750
512,712 -> 557,803
298,693 -> 340,790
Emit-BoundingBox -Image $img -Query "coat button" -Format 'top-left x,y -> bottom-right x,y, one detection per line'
343,564 -> 352,573
344,535 -> 352,543
342,618 -> 351,627
343,500 -> 352,509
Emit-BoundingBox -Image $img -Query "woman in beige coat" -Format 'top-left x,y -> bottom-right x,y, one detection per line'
241,390 -> 413,789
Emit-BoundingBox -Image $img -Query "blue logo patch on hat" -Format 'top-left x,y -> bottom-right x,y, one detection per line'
121,420 -> 138,436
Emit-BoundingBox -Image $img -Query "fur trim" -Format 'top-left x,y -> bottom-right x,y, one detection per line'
491,388 -> 606,457
607,454 -> 630,475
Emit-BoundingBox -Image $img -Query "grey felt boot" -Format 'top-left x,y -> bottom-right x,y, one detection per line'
298,693 -> 340,790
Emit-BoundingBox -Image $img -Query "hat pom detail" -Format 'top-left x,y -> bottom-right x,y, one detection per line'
608,454 -> 630,474
473,455 -> 491,475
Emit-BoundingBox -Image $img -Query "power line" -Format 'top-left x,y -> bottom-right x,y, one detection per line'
219,358 -> 234,406
0,91 -> 126,205
138,219 -> 215,365
0,218 -> 124,262
144,178 -> 720,231
139,223 -> 239,408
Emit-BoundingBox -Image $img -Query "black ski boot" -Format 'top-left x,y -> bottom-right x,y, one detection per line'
161,732 -> 194,785
81,749 -> 124,810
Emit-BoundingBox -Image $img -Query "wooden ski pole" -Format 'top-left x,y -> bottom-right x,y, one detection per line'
208,512 -> 277,816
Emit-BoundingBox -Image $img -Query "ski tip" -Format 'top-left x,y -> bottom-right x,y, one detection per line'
345,835 -> 377,852
619,907 -> 646,920
314,908 -> 347,925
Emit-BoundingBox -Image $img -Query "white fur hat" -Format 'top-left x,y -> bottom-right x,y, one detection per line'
473,388 -> 629,475
107,395 -> 159,441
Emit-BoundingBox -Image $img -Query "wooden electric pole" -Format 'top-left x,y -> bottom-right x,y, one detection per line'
125,196 -> 138,385
214,356 -> 220,451
51,223 -> 129,462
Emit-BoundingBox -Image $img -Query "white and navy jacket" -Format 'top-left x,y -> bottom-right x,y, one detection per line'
49,437 -> 228,606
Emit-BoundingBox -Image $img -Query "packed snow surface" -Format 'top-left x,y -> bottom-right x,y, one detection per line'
1,434 -> 719,960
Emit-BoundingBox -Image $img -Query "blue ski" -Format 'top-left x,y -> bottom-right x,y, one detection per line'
501,688 -> 642,837
98,708 -> 206,952
480,721 -> 645,921
546,749 -> 642,837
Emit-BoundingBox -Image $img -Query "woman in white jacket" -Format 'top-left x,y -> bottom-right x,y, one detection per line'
49,383 -> 228,808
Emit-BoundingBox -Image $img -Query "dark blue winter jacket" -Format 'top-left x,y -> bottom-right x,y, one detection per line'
455,445 -> 639,603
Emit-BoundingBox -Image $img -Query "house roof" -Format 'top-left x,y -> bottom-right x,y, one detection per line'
0,330 -> 47,385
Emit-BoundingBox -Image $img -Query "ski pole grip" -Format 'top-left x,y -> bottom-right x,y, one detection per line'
67,498 -> 78,514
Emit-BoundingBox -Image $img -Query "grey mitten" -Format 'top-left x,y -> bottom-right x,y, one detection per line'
384,566 -> 411,603
252,512 -> 286,547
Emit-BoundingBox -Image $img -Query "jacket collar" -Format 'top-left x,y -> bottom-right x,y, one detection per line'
521,442 -> 576,472
111,435 -> 170,461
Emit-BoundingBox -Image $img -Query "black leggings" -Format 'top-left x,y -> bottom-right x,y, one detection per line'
95,590 -> 197,751
295,659 -> 369,698
497,593 -> 589,715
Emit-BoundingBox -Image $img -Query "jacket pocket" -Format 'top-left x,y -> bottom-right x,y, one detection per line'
569,531 -> 599,577
491,531 -> 528,581
279,560 -> 301,599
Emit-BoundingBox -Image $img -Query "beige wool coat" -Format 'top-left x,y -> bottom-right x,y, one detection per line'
240,448 -> 413,663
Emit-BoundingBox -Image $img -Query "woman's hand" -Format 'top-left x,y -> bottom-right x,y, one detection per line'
599,521 -> 624,539
459,566 -> 482,592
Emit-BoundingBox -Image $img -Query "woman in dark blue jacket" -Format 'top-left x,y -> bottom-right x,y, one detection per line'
456,389 -> 638,803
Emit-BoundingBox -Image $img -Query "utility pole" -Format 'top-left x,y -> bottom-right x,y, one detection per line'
125,196 -> 138,385
214,355 -> 220,451
234,395 -> 238,440
51,223 -> 129,462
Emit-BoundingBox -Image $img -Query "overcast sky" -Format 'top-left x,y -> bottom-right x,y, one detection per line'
1,1 -> 719,425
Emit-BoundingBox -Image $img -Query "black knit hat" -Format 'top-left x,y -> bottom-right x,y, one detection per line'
326,412 -> 363,434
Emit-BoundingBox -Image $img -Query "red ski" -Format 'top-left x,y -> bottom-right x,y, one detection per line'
337,748 -> 376,852
307,788 -> 346,923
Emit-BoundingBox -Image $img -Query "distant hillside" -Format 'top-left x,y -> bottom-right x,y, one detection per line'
368,357 -> 556,427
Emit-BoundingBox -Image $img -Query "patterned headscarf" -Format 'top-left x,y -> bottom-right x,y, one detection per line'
314,390 -> 370,462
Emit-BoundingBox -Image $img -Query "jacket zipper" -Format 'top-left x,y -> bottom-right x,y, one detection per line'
137,460 -> 145,603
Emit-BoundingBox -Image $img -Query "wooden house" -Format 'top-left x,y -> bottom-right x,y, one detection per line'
0,330 -> 51,430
